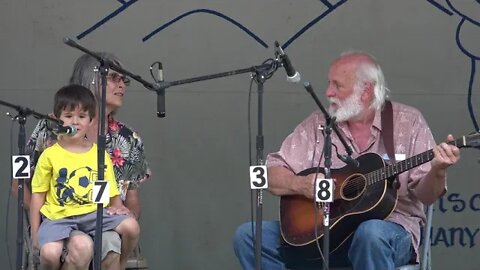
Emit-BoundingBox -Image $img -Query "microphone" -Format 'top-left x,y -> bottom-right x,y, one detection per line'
157,62 -> 164,82
274,41 -> 301,83
156,62 -> 166,118
63,37 -> 76,46
52,125 -> 77,136
338,154 -> 360,168
63,37 -> 82,51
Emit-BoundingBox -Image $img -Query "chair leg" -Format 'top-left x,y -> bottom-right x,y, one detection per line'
126,244 -> 149,269
23,211 -> 40,270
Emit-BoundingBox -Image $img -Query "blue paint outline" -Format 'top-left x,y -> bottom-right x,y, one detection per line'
427,0 -> 454,16
428,0 -> 479,131
455,19 -> 479,130
446,0 -> 480,27
142,9 -> 268,48
281,0 -> 348,49
76,0 -> 138,40
467,59 -> 478,131
75,1 -> 477,129
455,19 -> 480,61
443,0 -> 480,131
320,0 -> 333,9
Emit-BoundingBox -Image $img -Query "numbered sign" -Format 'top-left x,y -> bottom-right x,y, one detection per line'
315,178 -> 334,203
249,165 -> 268,189
12,155 -> 30,179
92,180 -> 109,204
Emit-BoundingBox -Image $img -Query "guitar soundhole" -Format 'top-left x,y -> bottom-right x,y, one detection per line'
341,174 -> 366,200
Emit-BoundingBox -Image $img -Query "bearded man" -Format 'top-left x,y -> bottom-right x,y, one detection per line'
233,51 -> 460,270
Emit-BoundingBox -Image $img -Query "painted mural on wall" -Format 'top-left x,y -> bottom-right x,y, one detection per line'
77,0 -> 477,131
76,0 -> 348,49
75,0 -> 479,249
434,193 -> 480,248
428,0 -> 479,131
427,1 -> 480,249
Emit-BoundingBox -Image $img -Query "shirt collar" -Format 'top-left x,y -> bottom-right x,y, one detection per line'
372,107 -> 382,132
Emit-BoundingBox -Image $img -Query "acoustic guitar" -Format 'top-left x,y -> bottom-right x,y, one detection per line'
280,132 -> 480,254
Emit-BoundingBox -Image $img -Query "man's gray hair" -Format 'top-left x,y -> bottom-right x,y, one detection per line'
340,50 -> 390,110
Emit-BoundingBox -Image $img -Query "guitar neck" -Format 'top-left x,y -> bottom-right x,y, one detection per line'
367,135 -> 470,185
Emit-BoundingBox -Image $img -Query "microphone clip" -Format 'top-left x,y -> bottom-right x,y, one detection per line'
338,154 -> 360,168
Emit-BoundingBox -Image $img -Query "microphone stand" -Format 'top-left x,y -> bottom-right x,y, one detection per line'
63,37 -> 282,270
94,60 -> 109,270
147,62 -> 277,270
63,39 -> 113,270
0,99 -> 61,270
302,82 -> 355,270
321,116 -> 334,270
250,60 -> 279,270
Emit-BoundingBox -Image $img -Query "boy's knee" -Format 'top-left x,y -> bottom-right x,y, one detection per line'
40,243 -> 63,266
66,235 -> 94,266
68,234 -> 94,251
117,217 -> 140,237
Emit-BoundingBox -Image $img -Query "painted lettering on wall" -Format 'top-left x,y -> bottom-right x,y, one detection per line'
430,193 -> 480,248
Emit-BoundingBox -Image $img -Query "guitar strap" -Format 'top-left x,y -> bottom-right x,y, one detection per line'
382,100 -> 396,163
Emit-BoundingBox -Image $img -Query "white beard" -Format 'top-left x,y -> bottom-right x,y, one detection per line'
328,90 -> 364,122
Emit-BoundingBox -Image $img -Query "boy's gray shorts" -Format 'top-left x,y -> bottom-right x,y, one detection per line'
38,208 -> 127,259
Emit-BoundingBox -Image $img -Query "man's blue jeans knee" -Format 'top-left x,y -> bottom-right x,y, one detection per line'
233,221 -> 284,270
348,219 -> 413,270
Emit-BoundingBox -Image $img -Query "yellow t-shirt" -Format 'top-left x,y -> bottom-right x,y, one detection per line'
31,143 -> 119,220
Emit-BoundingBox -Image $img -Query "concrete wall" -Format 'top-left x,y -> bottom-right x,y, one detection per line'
0,1 -> 479,269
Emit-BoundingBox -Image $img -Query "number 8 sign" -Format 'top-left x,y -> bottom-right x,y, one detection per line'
315,178 -> 333,203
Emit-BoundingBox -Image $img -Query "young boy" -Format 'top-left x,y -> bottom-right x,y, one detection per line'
30,84 -> 140,270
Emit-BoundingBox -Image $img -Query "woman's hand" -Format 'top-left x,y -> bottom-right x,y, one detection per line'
106,204 -> 131,216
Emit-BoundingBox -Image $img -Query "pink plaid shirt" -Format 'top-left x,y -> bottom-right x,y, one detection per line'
267,101 -> 443,262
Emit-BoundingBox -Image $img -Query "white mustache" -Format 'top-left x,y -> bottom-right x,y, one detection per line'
329,97 -> 339,105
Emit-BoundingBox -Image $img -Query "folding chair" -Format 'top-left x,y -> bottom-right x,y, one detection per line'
22,210 -> 40,270
396,204 -> 433,270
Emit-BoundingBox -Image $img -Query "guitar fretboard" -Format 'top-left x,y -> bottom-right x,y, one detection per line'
365,135 -> 470,186
366,150 -> 434,185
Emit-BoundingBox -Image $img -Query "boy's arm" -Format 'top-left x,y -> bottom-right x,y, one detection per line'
30,192 -> 45,251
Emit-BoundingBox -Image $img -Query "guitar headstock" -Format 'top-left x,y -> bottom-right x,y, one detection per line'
453,132 -> 480,149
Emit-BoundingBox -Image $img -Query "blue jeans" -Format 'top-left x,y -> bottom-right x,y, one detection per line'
233,219 -> 413,270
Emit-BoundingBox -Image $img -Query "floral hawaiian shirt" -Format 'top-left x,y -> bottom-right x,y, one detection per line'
26,115 -> 151,201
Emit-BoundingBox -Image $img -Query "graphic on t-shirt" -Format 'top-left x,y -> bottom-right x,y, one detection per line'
55,166 -> 98,206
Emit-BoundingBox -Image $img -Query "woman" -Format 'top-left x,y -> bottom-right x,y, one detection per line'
24,52 -> 151,269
